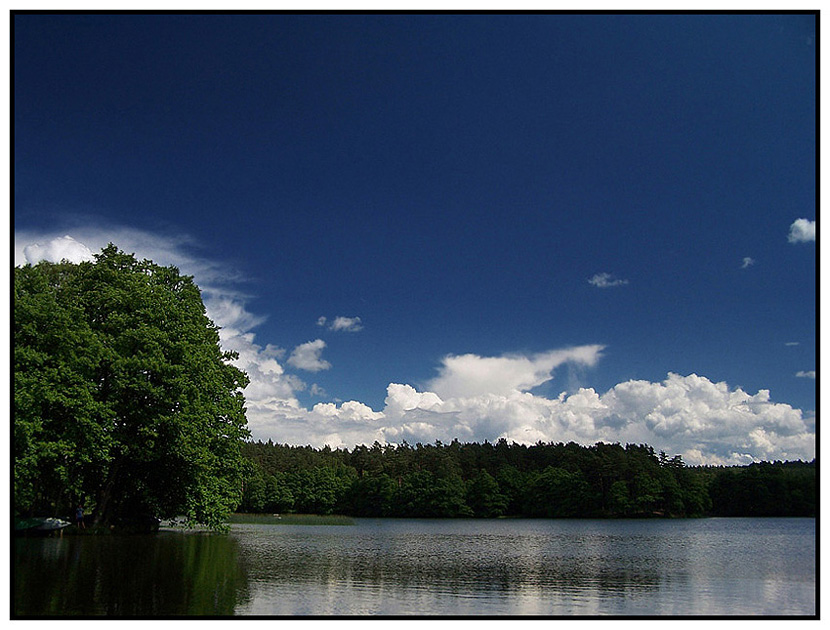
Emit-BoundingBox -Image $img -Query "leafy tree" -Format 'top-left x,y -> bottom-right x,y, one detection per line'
396,471 -> 471,517
239,468 -> 269,513
608,480 -> 632,516
631,473 -> 663,515
344,474 -> 398,516
678,472 -> 711,517
15,246 -> 250,529
465,469 -> 508,518
264,472 -> 296,513
287,466 -> 355,515
525,466 -> 595,518
495,465 -> 528,515
657,468 -> 685,516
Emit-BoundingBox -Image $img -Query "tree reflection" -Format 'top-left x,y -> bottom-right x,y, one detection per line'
14,532 -> 250,616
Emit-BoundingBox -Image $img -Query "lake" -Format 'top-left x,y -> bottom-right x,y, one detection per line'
13,517 -> 815,617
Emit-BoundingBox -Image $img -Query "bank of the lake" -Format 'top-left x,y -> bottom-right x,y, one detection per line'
13,517 -> 815,617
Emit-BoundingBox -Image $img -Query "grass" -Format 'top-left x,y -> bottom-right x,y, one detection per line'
228,513 -> 355,526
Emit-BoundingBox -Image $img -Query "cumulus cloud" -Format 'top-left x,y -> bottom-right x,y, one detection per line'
221,329 -> 305,406
204,296 -> 268,333
251,373 -> 814,466
426,346 -> 604,399
15,227 -> 244,289
788,218 -> 816,243
20,235 -> 95,265
795,371 -> 816,379
741,257 -> 755,269
588,272 -> 629,288
317,315 -> 363,332
287,339 -> 332,372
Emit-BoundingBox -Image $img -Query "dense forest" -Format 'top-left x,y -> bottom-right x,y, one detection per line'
240,439 -> 816,519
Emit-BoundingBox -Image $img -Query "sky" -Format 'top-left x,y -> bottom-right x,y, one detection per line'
13,13 -> 817,465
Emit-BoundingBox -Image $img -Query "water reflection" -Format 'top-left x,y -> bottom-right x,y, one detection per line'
14,532 -> 250,616
233,526 -> 653,615
14,518 -> 815,616
230,519 -> 815,616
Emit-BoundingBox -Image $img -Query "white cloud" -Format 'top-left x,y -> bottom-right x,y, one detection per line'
788,218 -> 816,243
15,227 -> 242,288
588,272 -> 629,288
309,383 -> 328,398
204,296 -> 268,333
426,345 -> 604,399
313,400 -> 383,422
251,373 -> 813,465
384,383 -> 444,413
318,315 -> 363,332
795,371 -> 816,379
741,257 -> 755,269
330,316 -> 363,332
20,235 -> 95,265
287,339 -> 332,372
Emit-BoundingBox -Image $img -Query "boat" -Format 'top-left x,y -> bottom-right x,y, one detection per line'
14,517 -> 72,536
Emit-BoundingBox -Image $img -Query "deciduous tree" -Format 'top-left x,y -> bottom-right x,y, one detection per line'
15,246 -> 250,529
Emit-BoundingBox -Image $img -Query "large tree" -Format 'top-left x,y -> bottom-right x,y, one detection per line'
14,245 -> 250,529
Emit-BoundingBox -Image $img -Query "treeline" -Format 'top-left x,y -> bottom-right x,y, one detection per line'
239,439 -> 816,519
705,459 -> 816,517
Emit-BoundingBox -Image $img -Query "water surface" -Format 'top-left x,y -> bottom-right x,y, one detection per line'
14,517 -> 815,616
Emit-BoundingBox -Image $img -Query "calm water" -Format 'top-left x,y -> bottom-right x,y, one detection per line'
14,518 -> 815,616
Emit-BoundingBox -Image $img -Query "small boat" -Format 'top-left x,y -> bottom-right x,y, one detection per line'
14,517 -> 72,536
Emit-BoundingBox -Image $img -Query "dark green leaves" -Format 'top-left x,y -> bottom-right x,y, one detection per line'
14,246 -> 250,529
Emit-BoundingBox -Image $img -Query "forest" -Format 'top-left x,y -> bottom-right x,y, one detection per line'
239,439 -> 816,519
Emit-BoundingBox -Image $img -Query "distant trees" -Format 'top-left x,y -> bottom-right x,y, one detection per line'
524,467 -> 594,518
707,461 -> 816,517
239,439 -> 814,519
14,246 -> 250,529
465,470 -> 508,518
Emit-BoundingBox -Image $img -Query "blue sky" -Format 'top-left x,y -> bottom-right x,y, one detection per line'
14,13 -> 816,464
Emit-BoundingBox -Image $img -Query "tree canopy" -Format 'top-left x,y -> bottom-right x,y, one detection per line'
14,245 -> 250,529
239,439 -> 815,519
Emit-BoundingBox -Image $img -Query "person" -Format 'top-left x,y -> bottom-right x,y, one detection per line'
75,505 -> 85,529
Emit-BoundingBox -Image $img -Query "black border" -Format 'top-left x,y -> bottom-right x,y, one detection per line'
9,9 -> 820,621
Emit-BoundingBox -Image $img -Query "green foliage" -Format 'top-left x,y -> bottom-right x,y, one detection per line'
344,474 -> 398,517
288,466 -> 357,515
608,480 -> 632,516
631,472 -> 663,515
707,461 -> 816,517
397,470 -> 472,518
238,439 -> 814,520
524,467 -> 596,517
14,246 -> 250,529
465,470 -> 508,518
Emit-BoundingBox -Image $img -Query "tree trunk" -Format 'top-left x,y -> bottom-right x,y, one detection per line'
93,462 -> 121,527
